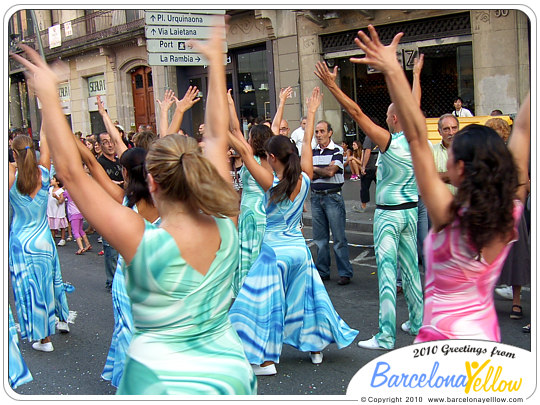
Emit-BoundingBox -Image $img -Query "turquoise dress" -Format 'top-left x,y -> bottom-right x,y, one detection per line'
9,166 -> 69,341
8,305 -> 33,389
232,156 -> 267,296
116,217 -> 256,395
102,200 -> 161,388
229,173 -> 358,364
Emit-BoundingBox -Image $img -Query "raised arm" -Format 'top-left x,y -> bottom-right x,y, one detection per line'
271,86 -> 293,135
37,124 -> 51,170
507,92 -> 530,204
352,25 -> 453,229
167,86 -> 201,135
74,135 -> 124,203
11,44 -> 144,263
188,21 -> 230,185
97,95 -> 128,158
227,130 -> 274,192
227,89 -> 243,137
300,87 -> 322,179
156,89 -> 176,137
314,61 -> 391,151
412,53 -> 424,107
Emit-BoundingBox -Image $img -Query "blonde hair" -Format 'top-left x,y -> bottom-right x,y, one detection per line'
484,118 -> 511,143
12,135 -> 39,195
145,134 -> 239,218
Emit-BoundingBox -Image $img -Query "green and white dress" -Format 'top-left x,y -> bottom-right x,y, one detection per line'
116,217 -> 256,395
232,156 -> 267,296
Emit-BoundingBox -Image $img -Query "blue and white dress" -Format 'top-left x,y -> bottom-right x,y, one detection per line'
229,173 -> 358,364
102,200 -> 160,388
8,305 -> 33,389
9,166 -> 70,342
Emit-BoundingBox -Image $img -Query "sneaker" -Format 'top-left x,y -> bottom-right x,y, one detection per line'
98,250 -> 104,256
32,341 -> 54,352
58,239 -> 66,246
357,336 -> 390,350
401,321 -> 414,335
494,286 -> 514,300
352,205 -> 366,213
97,236 -> 103,243
310,352 -> 323,364
251,363 -> 277,376
57,321 -> 70,333
351,176 -> 360,181
66,236 -> 73,242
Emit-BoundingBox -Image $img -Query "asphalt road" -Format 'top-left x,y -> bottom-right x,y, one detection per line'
8,179 -> 532,397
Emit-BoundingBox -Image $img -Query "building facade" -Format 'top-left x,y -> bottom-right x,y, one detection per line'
8,8 -> 530,142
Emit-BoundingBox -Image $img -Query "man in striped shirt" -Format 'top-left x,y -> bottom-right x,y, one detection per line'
311,120 -> 353,286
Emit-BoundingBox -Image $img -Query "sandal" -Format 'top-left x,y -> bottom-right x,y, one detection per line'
523,323 -> 531,333
83,244 -> 92,252
75,248 -> 85,255
510,305 -> 523,319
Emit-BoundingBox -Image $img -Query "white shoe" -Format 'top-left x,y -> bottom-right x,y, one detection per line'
251,363 -> 277,376
57,321 -> 70,333
401,321 -> 413,335
32,341 -> 54,352
58,239 -> 66,246
357,336 -> 390,350
495,286 -> 514,300
310,352 -> 323,364
97,236 -> 103,243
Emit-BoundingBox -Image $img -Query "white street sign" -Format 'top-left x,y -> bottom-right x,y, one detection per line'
148,53 -> 208,66
144,10 -> 226,66
145,25 -> 215,39
145,11 -> 222,26
146,39 -> 227,53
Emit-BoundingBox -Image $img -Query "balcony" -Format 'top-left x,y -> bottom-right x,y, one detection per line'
32,10 -> 145,59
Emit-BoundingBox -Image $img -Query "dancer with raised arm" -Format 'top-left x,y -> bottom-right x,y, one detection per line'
352,25 -> 529,342
8,126 -> 70,353
12,20 -> 256,395
228,87 -> 358,376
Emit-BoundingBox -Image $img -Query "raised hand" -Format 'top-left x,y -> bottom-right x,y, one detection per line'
188,20 -> 226,64
314,61 -> 338,87
279,86 -> 293,103
97,94 -> 107,115
176,86 -> 201,113
413,53 -> 424,76
10,44 -> 60,102
156,89 -> 176,112
350,25 -> 403,73
306,86 -> 323,114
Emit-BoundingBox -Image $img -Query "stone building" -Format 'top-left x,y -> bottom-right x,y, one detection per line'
8,8 -> 530,142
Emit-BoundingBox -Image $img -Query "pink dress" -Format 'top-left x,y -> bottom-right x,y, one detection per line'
415,201 -> 523,343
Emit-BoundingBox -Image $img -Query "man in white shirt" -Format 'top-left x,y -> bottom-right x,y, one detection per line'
291,116 -> 317,155
452,97 -> 473,117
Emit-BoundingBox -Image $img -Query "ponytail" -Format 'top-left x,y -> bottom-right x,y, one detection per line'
265,135 -> 302,204
145,134 -> 239,218
12,135 -> 39,195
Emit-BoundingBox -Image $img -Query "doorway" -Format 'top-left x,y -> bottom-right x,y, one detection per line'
131,66 -> 155,132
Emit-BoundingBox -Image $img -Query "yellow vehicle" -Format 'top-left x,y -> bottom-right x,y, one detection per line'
426,115 -> 513,144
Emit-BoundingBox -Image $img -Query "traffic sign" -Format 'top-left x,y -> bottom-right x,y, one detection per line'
145,25 -> 215,40
145,11 -> 218,27
144,10 -> 226,66
148,53 -> 208,66
146,39 -> 227,53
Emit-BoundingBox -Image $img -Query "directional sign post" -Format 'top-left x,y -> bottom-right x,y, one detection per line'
144,10 -> 226,66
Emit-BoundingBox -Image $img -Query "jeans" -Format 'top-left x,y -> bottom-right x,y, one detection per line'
102,239 -> 119,288
311,191 -> 353,279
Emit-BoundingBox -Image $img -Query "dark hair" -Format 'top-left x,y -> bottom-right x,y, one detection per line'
453,96 -> 463,103
249,124 -> 274,158
264,135 -> 301,205
119,147 -> 152,208
317,120 -> 333,133
12,135 -> 38,195
52,174 -> 63,188
450,124 -> 519,256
